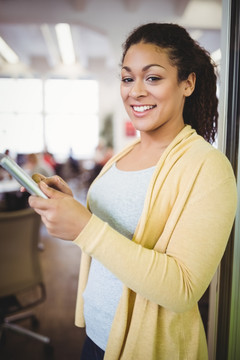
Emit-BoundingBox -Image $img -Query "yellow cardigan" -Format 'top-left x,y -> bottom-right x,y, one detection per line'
73,125 -> 237,360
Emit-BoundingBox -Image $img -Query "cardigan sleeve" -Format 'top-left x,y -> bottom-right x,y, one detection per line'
73,151 -> 237,313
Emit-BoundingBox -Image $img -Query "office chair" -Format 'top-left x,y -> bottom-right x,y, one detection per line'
0,207 -> 51,349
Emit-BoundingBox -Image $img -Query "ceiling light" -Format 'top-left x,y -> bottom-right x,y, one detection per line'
55,23 -> 76,65
0,36 -> 19,64
41,24 -> 61,67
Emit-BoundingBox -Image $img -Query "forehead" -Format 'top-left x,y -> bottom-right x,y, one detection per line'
122,42 -> 172,68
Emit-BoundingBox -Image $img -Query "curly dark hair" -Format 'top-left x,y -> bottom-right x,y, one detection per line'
121,23 -> 218,144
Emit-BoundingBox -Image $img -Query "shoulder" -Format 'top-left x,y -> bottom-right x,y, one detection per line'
169,133 -> 236,192
174,135 -> 237,209
179,138 -> 237,207
191,136 -> 235,179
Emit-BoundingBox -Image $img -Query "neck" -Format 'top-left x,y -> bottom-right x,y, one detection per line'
139,123 -> 185,151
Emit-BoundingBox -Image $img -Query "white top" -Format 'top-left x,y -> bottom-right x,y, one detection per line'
83,163 -> 155,350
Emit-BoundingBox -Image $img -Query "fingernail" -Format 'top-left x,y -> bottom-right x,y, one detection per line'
32,174 -> 41,183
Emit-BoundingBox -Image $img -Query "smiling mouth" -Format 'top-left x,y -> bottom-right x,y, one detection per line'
132,105 -> 156,112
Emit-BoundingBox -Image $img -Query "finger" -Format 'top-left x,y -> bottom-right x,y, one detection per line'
32,174 -> 59,190
39,181 -> 67,199
45,175 -> 73,196
53,176 -> 73,195
28,194 -> 50,210
32,174 -> 73,196
32,174 -> 60,189
20,173 -> 46,193
31,206 -> 46,217
32,173 -> 46,184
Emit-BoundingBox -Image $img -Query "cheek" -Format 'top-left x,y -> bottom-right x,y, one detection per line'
155,87 -> 177,104
120,86 -> 129,101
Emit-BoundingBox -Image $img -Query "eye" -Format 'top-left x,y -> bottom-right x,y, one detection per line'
121,77 -> 133,83
146,76 -> 162,82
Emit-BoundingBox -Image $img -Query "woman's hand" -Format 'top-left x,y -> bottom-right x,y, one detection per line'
29,181 -> 91,241
32,173 -> 73,196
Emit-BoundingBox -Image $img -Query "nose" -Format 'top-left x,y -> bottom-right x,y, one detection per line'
129,80 -> 147,98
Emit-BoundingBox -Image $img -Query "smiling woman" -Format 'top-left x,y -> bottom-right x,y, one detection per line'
120,43 -> 195,156
27,23 -> 237,360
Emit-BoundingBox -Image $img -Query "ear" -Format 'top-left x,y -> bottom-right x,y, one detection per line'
183,72 -> 196,97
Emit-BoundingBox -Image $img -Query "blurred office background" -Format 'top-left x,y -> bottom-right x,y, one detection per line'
1,0 -> 239,360
0,0 -> 222,162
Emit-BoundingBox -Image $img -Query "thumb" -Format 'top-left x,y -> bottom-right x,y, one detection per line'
39,181 -> 65,199
32,173 -> 46,184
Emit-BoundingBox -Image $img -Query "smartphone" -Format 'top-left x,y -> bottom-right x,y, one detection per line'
0,153 -> 48,199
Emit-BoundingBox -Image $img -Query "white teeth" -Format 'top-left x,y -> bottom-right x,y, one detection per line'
133,105 -> 154,112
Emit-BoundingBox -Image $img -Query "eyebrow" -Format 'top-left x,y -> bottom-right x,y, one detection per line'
121,64 -> 166,72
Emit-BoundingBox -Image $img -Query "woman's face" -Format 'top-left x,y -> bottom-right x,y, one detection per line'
120,42 -> 194,136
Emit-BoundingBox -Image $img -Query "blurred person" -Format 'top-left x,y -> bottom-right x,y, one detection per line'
23,153 -> 55,178
57,148 -> 81,181
43,151 -> 57,173
68,148 -> 80,176
25,23 -> 237,360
